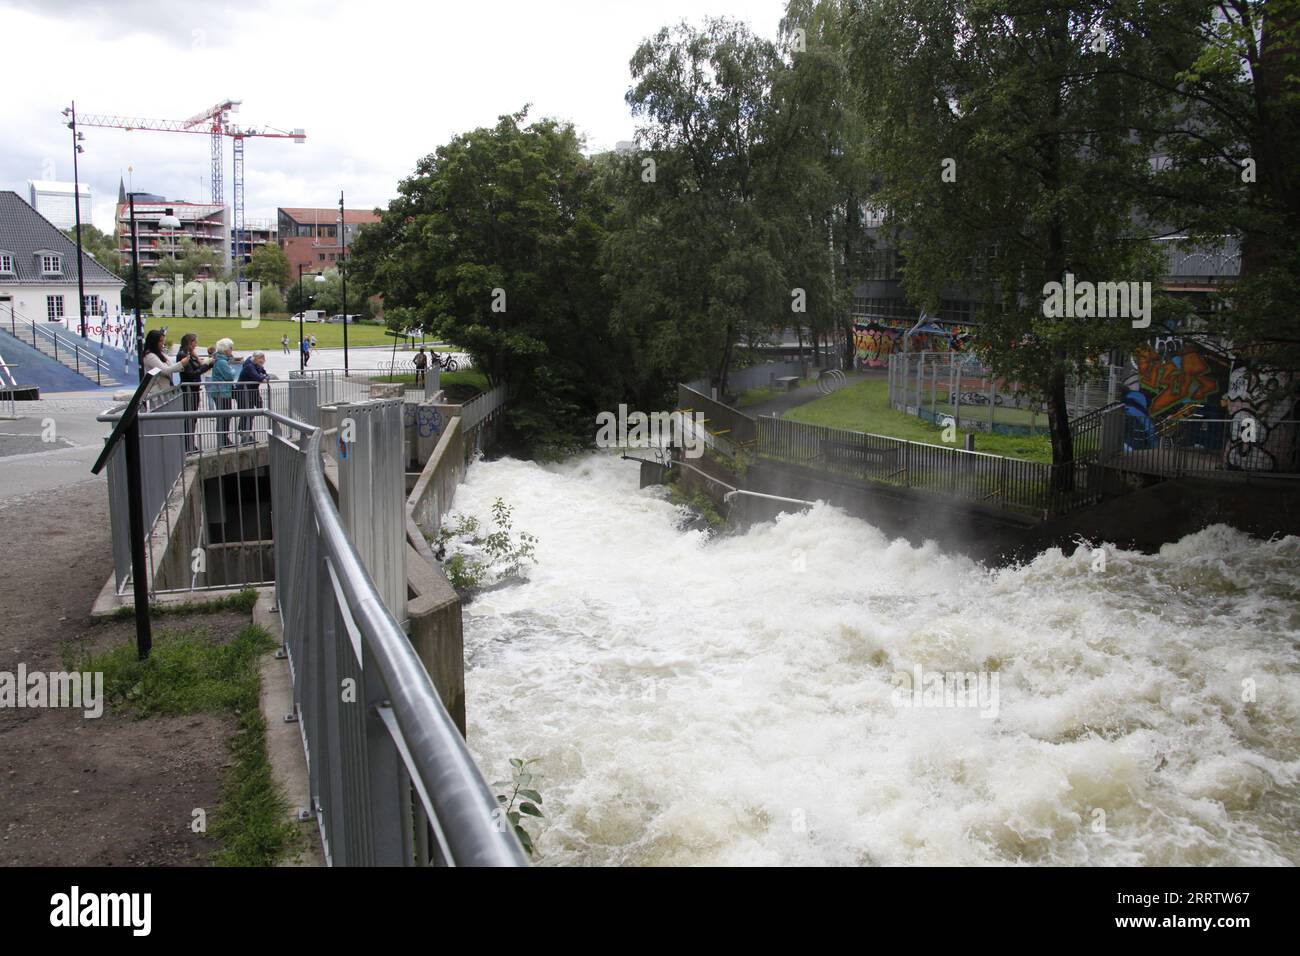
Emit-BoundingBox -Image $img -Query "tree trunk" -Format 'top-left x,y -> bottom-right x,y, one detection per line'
1045,362 -> 1074,492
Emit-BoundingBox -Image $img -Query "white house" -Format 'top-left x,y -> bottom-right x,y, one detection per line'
0,190 -> 124,335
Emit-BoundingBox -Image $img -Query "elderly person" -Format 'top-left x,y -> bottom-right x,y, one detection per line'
235,350 -> 271,442
210,338 -> 238,447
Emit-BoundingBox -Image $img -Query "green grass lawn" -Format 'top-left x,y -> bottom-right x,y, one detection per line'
139,314 -> 429,351
783,377 -> 1053,462
928,392 -> 1044,428
736,378 -> 817,408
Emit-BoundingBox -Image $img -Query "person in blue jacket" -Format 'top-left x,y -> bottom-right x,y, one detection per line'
236,351 -> 272,442
210,339 -> 238,447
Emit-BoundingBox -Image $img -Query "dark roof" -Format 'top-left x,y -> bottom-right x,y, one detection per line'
0,191 -> 124,287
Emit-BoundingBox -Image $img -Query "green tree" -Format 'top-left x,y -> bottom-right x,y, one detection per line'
63,224 -> 121,276
1125,0 -> 1300,376
847,0 -> 1180,474
350,109 -> 623,456
152,237 -> 225,283
247,242 -> 291,292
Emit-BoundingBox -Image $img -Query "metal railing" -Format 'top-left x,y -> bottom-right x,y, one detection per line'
459,382 -> 509,434
677,384 -> 757,457
6,312 -> 115,386
98,399 -> 527,867
1115,411 -> 1300,478
887,352 -> 1119,432
755,415 -> 1105,518
100,379 -> 323,595
293,366 -> 427,405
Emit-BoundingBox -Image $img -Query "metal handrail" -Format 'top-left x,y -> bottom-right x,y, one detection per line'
11,313 -> 114,384
94,402 -> 527,867
299,424 -> 526,866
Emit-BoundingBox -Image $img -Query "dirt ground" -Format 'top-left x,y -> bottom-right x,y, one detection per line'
0,478 -> 239,866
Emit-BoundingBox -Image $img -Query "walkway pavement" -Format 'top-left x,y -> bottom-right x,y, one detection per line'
742,369 -> 875,419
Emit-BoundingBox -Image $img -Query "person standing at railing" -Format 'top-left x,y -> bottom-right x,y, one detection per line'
141,329 -> 186,395
236,351 -> 271,442
211,339 -> 238,448
176,333 -> 213,453
413,347 -> 428,387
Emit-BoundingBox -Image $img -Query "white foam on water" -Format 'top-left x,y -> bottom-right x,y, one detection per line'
453,452 -> 1300,866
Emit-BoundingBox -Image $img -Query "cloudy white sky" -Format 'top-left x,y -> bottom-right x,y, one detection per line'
1,0 -> 788,233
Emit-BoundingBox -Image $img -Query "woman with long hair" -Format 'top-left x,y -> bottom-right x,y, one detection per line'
175,332 -> 212,453
140,329 -> 185,395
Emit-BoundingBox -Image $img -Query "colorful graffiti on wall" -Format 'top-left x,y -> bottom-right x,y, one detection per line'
1121,336 -> 1297,471
852,321 -> 973,368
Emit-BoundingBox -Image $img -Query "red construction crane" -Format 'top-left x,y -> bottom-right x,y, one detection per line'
76,100 -> 305,282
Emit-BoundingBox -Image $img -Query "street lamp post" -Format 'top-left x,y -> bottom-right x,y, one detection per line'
338,191 -> 349,375
63,103 -> 88,338
298,263 -> 306,371
129,193 -> 143,381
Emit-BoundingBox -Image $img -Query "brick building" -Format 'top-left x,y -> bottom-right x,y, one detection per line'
277,206 -> 378,276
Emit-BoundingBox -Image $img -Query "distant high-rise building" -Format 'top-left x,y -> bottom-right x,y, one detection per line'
27,180 -> 92,231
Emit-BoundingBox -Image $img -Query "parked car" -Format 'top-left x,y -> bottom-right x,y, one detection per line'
291,310 -> 325,322
328,314 -> 362,324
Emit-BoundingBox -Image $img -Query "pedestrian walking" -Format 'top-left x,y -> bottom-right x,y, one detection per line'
281,334 -> 290,355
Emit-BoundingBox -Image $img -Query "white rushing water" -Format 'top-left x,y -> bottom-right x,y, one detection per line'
453,452 -> 1300,866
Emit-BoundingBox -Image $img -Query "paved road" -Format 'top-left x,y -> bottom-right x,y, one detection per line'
0,399 -> 115,500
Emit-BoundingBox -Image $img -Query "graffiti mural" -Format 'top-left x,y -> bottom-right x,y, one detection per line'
1223,365 -> 1298,472
853,321 -> 973,369
1121,337 -> 1297,471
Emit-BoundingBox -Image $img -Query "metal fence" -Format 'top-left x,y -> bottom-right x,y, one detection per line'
459,382 -> 509,435
1114,410 -> 1300,478
98,399 -> 527,867
678,384 -> 757,458
888,352 -> 1120,433
100,379 -> 329,595
755,415 -> 1107,518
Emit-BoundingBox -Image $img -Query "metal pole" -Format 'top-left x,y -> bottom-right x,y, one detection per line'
129,193 -> 144,382
123,419 -> 153,659
69,102 -> 88,339
339,191 -> 349,375
298,264 -> 305,372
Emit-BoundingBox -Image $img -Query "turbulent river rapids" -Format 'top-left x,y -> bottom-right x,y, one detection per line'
450,452 -> 1300,866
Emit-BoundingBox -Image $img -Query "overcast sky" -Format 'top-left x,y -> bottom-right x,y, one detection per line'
1,0 -> 787,233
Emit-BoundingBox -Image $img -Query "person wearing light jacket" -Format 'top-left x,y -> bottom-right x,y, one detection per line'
140,329 -> 185,394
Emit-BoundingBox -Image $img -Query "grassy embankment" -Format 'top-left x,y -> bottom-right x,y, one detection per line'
135,314 -> 435,351
783,377 -> 1052,463
69,589 -> 300,866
